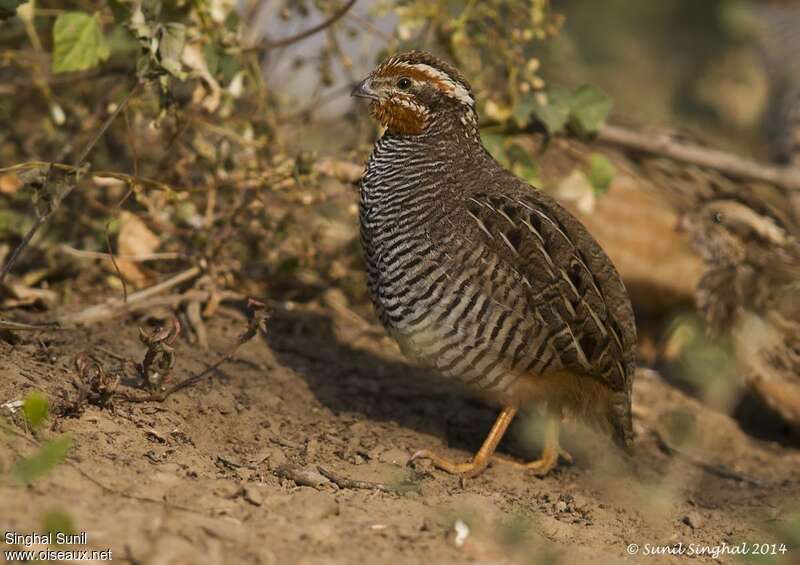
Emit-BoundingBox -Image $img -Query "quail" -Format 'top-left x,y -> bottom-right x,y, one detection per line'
351,51 -> 637,477
665,170 -> 800,432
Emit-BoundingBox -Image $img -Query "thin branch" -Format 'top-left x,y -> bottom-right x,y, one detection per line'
597,124 -> 800,191
74,83 -> 142,169
317,466 -> 420,494
58,245 -> 186,262
249,0 -> 358,50
0,320 -> 69,332
0,163 -> 175,194
0,81 -> 143,283
57,266 -> 202,326
105,226 -> 128,302
344,11 -> 394,42
60,289 -> 241,327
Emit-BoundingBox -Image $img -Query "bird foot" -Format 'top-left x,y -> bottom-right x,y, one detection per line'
491,447 -> 572,477
409,446 -> 571,478
409,449 -> 490,478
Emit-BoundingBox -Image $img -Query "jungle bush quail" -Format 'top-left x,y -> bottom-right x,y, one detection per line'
352,51 -> 637,477
665,172 -> 800,432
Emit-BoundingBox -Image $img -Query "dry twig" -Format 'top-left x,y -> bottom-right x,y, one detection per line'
57,266 -> 203,326
135,318 -> 181,391
252,0 -> 358,50
58,245 -> 186,262
0,320 -> 68,332
56,352 -> 121,417
274,465 -> 331,490
317,466 -> 420,494
597,124 -> 800,190
120,299 -> 269,403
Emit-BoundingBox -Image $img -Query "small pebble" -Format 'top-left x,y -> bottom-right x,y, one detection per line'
451,520 -> 470,547
682,511 -> 704,529
243,484 -> 263,506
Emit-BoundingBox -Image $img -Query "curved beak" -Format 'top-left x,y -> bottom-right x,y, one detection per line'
351,78 -> 379,101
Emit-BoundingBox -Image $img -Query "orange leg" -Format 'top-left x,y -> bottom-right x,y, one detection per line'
410,406 -> 518,478
411,408 -> 571,478
491,414 -> 571,476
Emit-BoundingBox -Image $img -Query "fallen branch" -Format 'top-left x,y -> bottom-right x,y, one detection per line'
56,266 -> 203,326
58,244 -> 186,263
0,320 -> 69,332
0,162 -> 177,194
317,466 -> 420,494
597,124 -> 800,190
274,465 -> 331,490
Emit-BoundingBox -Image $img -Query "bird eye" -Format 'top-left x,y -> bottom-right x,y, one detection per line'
396,77 -> 412,90
713,212 -> 723,224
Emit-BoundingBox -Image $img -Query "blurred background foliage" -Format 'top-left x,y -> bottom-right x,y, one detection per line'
0,0 -> 796,414
1,1 -> 799,559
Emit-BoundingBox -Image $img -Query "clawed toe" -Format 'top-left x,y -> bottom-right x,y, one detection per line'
407,408 -> 570,479
409,449 -> 489,477
490,450 -> 568,477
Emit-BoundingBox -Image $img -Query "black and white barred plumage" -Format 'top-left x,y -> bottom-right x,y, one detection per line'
354,51 -> 637,448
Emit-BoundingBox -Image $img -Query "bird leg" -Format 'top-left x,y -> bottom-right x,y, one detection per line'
491,414 -> 571,476
410,406 -> 518,478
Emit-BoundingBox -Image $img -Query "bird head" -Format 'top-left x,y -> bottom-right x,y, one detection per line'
684,198 -> 790,264
351,51 -> 476,136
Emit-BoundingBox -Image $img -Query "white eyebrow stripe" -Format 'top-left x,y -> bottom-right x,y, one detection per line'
395,63 -> 474,106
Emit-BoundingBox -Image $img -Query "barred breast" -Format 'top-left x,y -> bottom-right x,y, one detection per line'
360,132 -> 636,421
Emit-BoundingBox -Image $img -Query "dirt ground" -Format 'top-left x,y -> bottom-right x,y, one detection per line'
1,290 -> 798,565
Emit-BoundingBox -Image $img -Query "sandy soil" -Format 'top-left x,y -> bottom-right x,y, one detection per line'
1,294 -> 799,565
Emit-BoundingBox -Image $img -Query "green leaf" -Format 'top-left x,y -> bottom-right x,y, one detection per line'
203,42 -> 220,77
13,435 -> 73,483
219,52 -> 242,84
22,390 -> 48,429
586,153 -> 616,194
511,92 -> 537,129
52,12 -> 110,73
224,9 -> 240,31
0,0 -> 25,20
507,142 -> 539,183
42,510 -> 77,543
157,22 -> 186,78
567,85 -> 613,136
532,86 -> 571,133
480,132 -> 509,167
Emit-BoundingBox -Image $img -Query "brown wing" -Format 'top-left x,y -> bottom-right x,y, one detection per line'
463,186 -> 637,395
